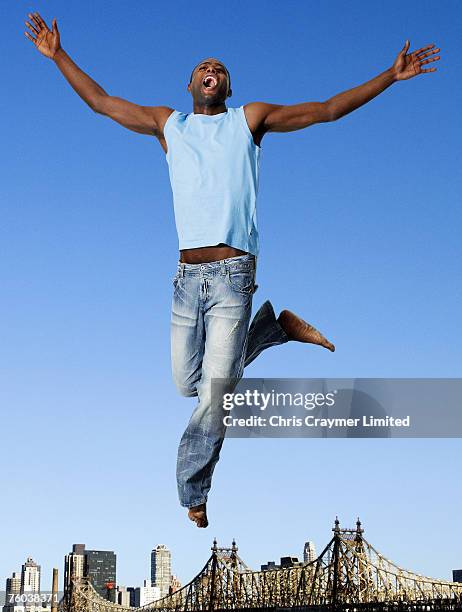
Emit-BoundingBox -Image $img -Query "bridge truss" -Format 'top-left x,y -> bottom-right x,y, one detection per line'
61,520 -> 462,611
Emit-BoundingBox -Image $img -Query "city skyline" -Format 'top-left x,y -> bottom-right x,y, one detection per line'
1,536 -> 314,596
3,527 -> 462,603
4,521 -> 462,611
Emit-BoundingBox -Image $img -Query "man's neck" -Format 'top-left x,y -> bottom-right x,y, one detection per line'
192,103 -> 227,116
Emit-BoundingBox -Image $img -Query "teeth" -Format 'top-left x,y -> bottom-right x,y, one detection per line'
203,75 -> 217,88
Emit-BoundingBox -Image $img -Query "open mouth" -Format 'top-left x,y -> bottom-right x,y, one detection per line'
202,75 -> 218,89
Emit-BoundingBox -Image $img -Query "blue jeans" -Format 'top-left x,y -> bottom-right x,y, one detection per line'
171,253 -> 288,508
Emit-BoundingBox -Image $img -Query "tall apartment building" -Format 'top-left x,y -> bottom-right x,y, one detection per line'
454,569 -> 462,582
303,541 -> 316,564
151,546 -> 171,598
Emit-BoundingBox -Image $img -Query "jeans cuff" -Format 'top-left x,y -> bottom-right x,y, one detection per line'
180,498 -> 208,509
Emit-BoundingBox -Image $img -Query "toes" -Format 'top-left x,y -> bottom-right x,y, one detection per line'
188,508 -> 208,528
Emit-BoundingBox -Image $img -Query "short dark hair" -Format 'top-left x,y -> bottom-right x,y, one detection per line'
189,59 -> 231,91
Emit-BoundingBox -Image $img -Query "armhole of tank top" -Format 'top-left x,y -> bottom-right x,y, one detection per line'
163,110 -> 179,159
239,105 -> 261,150
163,110 -> 178,141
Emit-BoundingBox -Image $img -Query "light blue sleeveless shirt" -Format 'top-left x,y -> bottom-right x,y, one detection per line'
163,106 -> 261,256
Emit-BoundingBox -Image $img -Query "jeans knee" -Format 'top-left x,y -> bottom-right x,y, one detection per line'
174,381 -> 198,397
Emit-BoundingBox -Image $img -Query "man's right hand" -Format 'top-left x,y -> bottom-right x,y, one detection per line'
25,12 -> 61,59
24,12 -> 173,146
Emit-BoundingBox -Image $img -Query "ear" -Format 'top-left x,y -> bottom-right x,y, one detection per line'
187,83 -> 191,94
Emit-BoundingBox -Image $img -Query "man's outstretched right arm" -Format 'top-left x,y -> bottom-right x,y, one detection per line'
24,12 -> 172,137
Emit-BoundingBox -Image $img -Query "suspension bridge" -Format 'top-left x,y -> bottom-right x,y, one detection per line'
61,519 -> 462,612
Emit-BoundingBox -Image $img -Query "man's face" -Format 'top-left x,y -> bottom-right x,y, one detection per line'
188,58 -> 232,106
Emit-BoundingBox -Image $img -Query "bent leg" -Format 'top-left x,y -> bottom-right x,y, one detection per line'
244,300 -> 289,367
244,299 -> 335,365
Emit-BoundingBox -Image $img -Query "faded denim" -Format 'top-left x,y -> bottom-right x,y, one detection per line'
171,253 -> 288,508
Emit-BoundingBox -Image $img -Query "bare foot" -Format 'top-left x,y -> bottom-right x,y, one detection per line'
278,309 -> 335,352
188,503 -> 209,528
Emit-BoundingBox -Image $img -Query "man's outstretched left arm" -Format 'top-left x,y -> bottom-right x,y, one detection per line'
245,40 -> 440,138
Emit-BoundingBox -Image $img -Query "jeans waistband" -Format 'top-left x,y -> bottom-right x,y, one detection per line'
176,253 -> 256,277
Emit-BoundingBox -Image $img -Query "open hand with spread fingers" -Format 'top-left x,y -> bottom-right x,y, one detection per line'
24,12 -> 61,59
392,40 -> 441,81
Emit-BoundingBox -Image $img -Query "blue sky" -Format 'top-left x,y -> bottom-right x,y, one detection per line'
1,0 -> 461,594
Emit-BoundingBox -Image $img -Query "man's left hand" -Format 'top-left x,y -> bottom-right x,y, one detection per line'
392,40 -> 441,81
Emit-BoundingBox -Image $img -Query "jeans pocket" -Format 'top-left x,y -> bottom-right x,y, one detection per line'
227,269 -> 255,295
173,272 -> 182,292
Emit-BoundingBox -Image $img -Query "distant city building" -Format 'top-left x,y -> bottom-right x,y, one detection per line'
84,549 -> 117,603
169,575 -> 182,594
116,586 -> 136,607
151,546 -> 171,598
303,541 -> 316,564
454,569 -> 462,582
64,545 -> 85,594
280,556 -> 301,569
3,572 -> 21,612
260,561 -> 279,571
134,581 -> 161,606
5,573 -> 21,603
64,545 -> 116,603
3,560 -> 49,612
261,557 -> 301,571
21,558 -> 40,594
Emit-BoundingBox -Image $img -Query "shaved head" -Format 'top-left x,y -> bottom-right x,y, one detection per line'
189,57 -> 231,92
187,57 -> 232,108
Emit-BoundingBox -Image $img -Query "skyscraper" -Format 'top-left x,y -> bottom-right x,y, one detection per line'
151,545 -> 171,598
84,550 -> 117,603
21,558 -> 40,594
4,572 -> 21,610
303,541 -> 316,564
3,560 -> 47,612
64,545 -> 85,594
64,545 -> 116,603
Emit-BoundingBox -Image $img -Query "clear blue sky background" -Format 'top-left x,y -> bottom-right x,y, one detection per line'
1,0 -> 461,594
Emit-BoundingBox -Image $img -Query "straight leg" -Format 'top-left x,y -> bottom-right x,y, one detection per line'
173,256 -> 291,513
176,264 -> 253,508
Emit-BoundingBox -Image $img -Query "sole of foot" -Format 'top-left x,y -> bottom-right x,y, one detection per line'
278,309 -> 335,352
188,504 -> 209,528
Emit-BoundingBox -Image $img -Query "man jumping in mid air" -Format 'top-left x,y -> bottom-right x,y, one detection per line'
25,12 -> 440,528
